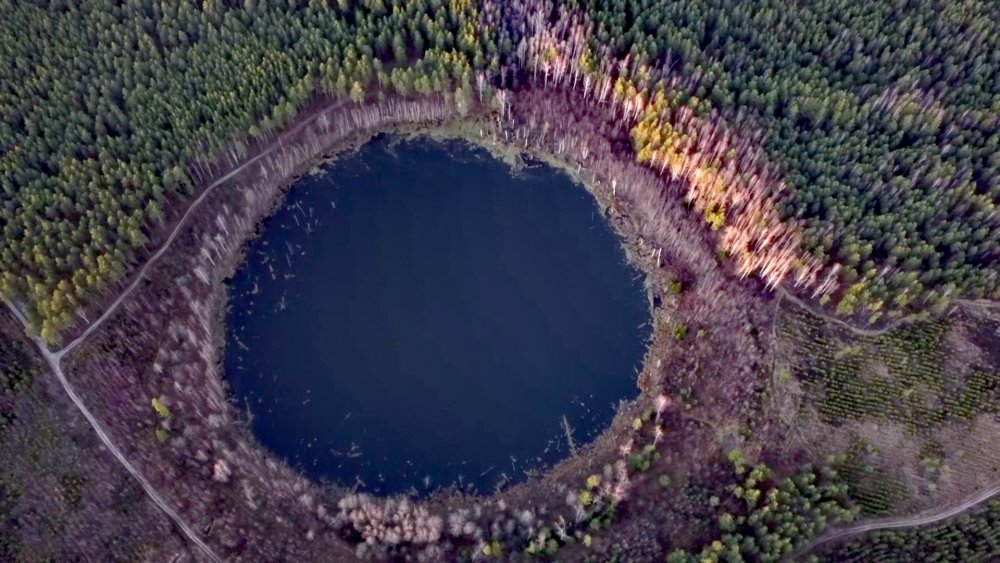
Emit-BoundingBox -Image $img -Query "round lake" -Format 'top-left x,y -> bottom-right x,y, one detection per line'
224,136 -> 650,495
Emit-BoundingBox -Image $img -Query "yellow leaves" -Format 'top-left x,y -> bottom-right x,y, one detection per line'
0,272 -> 16,298
31,244 -> 51,271
579,48 -> 596,73
636,145 -> 654,164
462,28 -> 477,47
40,325 -> 59,346
481,540 -> 502,557
450,0 -> 472,13
586,474 -> 601,489
705,203 -> 726,230
151,396 -> 171,419
151,397 -> 172,442
47,287 -> 67,316
95,253 -> 113,277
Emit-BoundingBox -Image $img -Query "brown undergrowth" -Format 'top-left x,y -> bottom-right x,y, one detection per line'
59,96 -> 462,561
771,296 -> 1000,524
0,314 -> 196,561
31,83 -> 990,561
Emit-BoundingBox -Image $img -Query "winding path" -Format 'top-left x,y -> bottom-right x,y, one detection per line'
795,484 -> 1000,559
779,287 -> 998,339
2,297 -> 223,562
0,103 -> 347,562
778,288 -> 930,338
3,94 -> 998,560
59,103 -> 340,357
777,291 -> 1000,558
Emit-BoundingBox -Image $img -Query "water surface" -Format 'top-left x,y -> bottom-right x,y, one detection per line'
225,136 -> 649,494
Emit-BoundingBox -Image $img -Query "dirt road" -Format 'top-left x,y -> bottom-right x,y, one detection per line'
2,297 -> 224,562
796,484 -> 1000,559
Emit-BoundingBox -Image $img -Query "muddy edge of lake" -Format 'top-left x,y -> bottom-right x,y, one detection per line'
213,109 -> 670,505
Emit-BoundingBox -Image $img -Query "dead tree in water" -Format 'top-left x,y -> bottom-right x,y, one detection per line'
561,415 -> 578,457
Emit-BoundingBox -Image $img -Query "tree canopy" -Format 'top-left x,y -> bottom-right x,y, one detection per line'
2,0 -> 999,338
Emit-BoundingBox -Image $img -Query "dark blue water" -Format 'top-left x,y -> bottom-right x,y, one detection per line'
225,137 -> 649,495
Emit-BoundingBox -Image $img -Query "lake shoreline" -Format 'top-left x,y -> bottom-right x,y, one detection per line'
211,109 -> 661,496
198,89 -> 758,556
57,87 -> 780,559
222,135 -> 652,495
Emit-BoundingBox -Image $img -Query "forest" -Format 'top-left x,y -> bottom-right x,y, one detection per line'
589,0 -> 1000,318
1,0 -> 999,560
0,0 -> 490,340
820,499 -> 999,562
1,0 -> 998,340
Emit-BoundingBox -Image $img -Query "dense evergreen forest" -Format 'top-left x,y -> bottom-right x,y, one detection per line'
588,0 -> 1000,317
2,2 -> 999,559
2,0 -> 998,340
0,0 -> 491,340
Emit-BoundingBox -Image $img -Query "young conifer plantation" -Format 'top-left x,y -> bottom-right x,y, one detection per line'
1,0 -> 998,561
